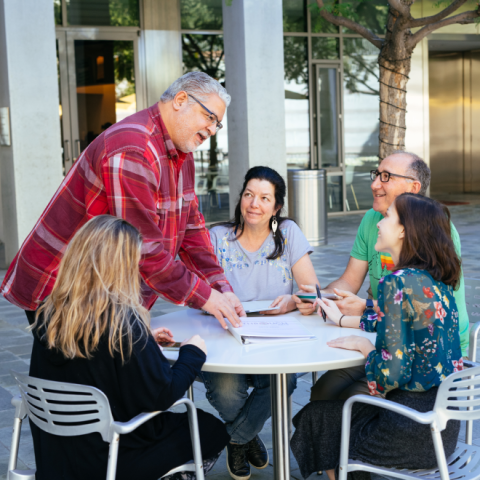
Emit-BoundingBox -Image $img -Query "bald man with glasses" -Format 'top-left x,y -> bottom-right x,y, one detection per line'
293,152 -> 469,399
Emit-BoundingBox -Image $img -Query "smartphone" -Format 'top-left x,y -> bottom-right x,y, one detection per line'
296,292 -> 340,303
159,341 -> 182,350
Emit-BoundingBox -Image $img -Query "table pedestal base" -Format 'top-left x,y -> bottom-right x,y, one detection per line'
270,373 -> 291,480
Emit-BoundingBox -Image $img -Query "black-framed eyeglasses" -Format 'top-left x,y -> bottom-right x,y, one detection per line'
188,94 -> 223,132
370,170 -> 416,183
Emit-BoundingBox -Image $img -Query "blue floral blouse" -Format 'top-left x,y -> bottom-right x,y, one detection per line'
361,268 -> 464,395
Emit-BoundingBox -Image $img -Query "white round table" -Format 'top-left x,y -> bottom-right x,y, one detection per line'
151,309 -> 376,480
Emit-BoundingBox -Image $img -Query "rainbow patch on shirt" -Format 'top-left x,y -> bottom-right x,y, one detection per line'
381,254 -> 395,271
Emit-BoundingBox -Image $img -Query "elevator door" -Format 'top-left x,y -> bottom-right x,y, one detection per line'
429,50 -> 480,194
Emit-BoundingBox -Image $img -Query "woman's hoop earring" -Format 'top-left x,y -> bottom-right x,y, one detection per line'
272,216 -> 278,237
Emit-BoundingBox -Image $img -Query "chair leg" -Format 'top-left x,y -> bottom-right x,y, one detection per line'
431,426 -> 450,480
187,385 -> 194,402
312,371 -> 318,385
288,395 -> 293,439
350,184 -> 359,210
185,399 -> 205,480
106,432 -> 120,480
8,416 -> 22,474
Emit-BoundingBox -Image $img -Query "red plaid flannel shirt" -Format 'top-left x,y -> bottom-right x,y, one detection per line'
1,103 -> 233,311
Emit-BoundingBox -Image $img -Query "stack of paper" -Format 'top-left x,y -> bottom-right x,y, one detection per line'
227,316 -> 315,345
202,300 -> 279,316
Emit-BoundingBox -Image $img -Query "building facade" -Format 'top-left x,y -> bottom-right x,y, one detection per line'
0,0 -> 478,265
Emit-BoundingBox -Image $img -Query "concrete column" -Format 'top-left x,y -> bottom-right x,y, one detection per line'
405,38 -> 430,169
222,0 -> 287,216
141,0 -> 183,107
0,0 -> 63,265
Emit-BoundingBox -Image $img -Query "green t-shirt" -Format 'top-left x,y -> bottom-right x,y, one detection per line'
350,208 -> 470,356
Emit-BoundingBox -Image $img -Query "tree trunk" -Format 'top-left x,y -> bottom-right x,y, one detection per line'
378,10 -> 412,160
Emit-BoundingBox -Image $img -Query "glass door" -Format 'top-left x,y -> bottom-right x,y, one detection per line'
315,64 -> 343,213
57,29 -> 144,173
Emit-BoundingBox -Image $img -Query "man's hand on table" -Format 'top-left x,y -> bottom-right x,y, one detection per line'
202,289 -> 244,329
223,291 -> 246,318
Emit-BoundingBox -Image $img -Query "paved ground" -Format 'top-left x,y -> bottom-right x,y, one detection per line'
0,199 -> 479,479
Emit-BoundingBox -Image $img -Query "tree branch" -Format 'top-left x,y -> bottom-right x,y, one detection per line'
408,8 -> 480,47
408,0 -> 469,27
387,0 -> 411,17
316,0 -> 384,49
346,74 -> 380,95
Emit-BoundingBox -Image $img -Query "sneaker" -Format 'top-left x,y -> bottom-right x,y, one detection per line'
246,435 -> 269,469
226,442 -> 251,480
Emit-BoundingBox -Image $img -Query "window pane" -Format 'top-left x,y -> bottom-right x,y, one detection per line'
343,0 -> 388,34
309,0 -> 338,33
343,38 -> 379,211
284,37 -> 310,169
74,40 -> 136,153
312,37 -> 339,60
317,67 -> 339,168
182,34 -> 229,223
283,0 -> 307,32
54,0 -> 62,25
67,0 -> 139,26
181,0 -> 223,30
327,175 -> 343,212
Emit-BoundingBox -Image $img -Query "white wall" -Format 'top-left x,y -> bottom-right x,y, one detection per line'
0,0 -> 63,264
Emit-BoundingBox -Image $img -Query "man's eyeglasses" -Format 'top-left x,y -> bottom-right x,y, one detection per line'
370,170 -> 416,183
188,94 -> 223,132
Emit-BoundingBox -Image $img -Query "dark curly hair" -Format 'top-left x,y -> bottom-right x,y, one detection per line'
394,193 -> 461,289
212,166 -> 293,260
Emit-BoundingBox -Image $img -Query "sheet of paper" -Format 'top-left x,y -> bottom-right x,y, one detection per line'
231,316 -> 314,338
242,336 -> 315,345
202,300 -> 278,316
242,300 -> 279,313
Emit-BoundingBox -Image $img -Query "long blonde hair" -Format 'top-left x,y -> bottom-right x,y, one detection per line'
32,215 -> 150,361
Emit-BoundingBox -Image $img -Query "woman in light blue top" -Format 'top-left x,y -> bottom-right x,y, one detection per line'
204,166 -> 320,480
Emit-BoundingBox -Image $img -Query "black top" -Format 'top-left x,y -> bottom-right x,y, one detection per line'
29,315 -> 229,480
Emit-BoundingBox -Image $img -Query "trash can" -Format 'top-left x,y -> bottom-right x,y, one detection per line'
287,169 -> 327,246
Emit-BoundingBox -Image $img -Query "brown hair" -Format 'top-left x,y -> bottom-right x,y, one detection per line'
31,215 -> 150,362
394,193 -> 461,288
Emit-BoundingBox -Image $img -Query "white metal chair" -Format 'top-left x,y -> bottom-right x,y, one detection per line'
7,371 -> 205,480
470,321 -> 480,362
338,361 -> 480,480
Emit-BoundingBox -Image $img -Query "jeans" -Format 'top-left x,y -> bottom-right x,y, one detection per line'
201,372 -> 297,444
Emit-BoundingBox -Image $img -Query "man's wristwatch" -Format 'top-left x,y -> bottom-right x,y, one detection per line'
366,299 -> 374,309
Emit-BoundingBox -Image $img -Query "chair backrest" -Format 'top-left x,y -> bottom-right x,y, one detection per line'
12,371 -> 115,443
345,165 -> 355,185
433,365 -> 480,430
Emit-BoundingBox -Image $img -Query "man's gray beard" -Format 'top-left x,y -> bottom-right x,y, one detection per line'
173,108 -> 199,153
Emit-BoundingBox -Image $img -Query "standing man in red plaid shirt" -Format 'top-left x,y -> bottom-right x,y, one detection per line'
1,72 -> 245,329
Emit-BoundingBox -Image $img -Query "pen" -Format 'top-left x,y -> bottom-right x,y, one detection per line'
316,284 -> 326,322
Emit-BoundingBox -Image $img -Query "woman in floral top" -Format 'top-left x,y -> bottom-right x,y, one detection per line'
290,193 -> 463,480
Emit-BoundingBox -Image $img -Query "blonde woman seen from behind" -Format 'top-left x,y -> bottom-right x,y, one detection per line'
30,215 -> 229,480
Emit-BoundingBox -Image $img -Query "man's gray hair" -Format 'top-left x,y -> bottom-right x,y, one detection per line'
393,150 -> 431,196
160,72 -> 231,107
